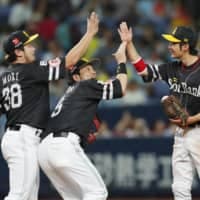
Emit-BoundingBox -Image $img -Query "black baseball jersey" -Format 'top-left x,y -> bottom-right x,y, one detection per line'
45,78 -> 122,139
143,57 -> 200,115
0,58 -> 66,129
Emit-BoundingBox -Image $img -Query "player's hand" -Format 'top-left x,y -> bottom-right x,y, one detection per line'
86,12 -> 99,36
87,132 -> 98,144
118,22 -> 133,43
169,115 -> 197,128
169,118 -> 186,128
112,41 -> 127,64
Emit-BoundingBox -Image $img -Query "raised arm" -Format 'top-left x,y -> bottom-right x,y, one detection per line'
112,42 -> 128,95
65,12 -> 99,69
118,22 -> 148,76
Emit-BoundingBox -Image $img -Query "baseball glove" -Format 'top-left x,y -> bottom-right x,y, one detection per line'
161,95 -> 189,127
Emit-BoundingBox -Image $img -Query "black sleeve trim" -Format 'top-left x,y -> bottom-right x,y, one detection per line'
142,66 -> 153,82
112,79 -> 123,98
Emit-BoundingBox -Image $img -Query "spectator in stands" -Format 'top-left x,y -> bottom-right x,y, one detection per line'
42,40 -> 64,61
114,111 -> 134,137
132,118 -> 150,137
97,121 -> 112,139
36,11 -> 58,42
151,119 -> 168,137
8,0 -> 32,28
122,80 -> 148,105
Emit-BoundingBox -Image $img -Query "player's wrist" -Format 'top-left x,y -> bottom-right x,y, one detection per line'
194,113 -> 200,123
127,40 -> 132,45
86,30 -> 95,38
132,57 -> 147,73
116,63 -> 127,74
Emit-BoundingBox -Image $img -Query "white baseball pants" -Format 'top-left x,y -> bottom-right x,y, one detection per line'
38,133 -> 108,200
1,124 -> 41,200
172,126 -> 200,200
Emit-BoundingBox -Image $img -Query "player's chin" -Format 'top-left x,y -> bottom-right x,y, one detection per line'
88,75 -> 96,80
93,74 -> 97,79
27,56 -> 36,63
170,53 -> 178,59
31,54 -> 36,61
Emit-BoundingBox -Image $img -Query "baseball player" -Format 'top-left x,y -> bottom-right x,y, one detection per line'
118,22 -> 200,200
38,41 -> 128,200
0,12 -> 99,200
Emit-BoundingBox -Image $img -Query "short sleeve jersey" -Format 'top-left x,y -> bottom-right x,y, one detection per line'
46,78 -> 122,138
0,58 -> 66,129
143,58 -> 200,115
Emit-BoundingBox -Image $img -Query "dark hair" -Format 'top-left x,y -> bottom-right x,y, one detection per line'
3,30 -> 38,63
66,70 -> 79,86
180,42 -> 198,55
5,52 -> 17,63
5,46 -> 24,63
189,47 -> 198,55
162,26 -> 199,56
67,58 -> 100,85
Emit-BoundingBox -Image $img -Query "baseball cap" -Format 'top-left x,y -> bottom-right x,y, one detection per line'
70,58 -> 100,75
162,26 -> 197,47
3,30 -> 39,54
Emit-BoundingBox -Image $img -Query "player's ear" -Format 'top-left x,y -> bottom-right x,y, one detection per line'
181,43 -> 189,52
14,49 -> 23,57
72,74 -> 81,82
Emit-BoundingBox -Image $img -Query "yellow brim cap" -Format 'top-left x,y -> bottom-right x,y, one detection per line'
162,34 -> 181,42
24,34 -> 39,45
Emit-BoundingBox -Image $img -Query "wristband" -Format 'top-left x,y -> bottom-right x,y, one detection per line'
132,58 -> 147,72
116,63 -> 127,74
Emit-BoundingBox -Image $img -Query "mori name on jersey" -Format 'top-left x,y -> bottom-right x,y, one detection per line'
2,72 -> 19,85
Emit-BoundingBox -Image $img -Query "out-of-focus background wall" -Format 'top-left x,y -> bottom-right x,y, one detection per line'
0,0 -> 200,199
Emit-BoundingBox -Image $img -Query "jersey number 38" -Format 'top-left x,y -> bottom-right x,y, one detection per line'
2,83 -> 22,111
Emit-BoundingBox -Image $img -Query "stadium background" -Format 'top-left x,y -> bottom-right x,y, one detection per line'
0,0 -> 199,199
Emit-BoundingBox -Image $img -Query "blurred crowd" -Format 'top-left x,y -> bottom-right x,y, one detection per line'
0,0 -> 199,138
97,111 -> 176,139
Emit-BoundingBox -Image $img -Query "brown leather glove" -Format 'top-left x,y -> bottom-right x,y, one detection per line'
161,95 -> 189,127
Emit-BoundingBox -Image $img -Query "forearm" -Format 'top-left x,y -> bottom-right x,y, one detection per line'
116,74 -> 127,95
126,42 -> 148,76
172,113 -> 200,127
188,113 -> 200,124
65,32 -> 94,69
127,42 -> 141,62
116,63 -> 128,95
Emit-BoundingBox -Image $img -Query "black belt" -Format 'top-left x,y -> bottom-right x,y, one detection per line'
52,132 -> 85,147
7,124 -> 43,137
53,132 -> 69,138
8,124 -> 21,131
188,123 -> 200,128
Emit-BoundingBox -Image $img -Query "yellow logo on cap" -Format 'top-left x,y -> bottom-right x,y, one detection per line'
23,31 -> 29,37
172,27 -> 177,35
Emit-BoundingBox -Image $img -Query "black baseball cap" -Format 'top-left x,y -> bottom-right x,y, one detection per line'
162,26 -> 197,47
3,30 -> 39,54
70,58 -> 100,75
